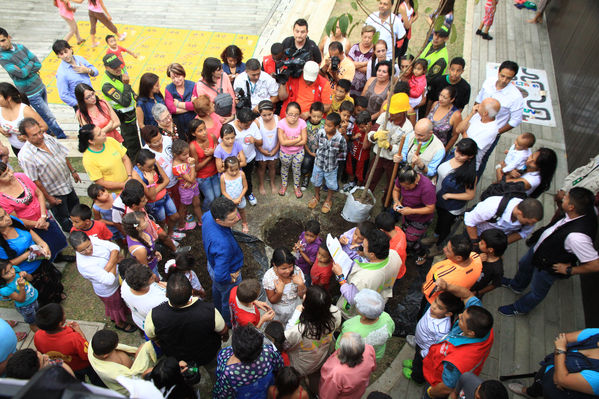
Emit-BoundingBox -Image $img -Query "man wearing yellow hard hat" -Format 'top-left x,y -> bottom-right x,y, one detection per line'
366,92 -> 414,194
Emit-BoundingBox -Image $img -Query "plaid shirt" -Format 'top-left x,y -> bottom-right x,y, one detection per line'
0,44 -> 44,97
18,134 -> 73,196
314,128 -> 347,172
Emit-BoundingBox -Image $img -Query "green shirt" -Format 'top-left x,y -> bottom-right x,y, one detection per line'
336,312 -> 395,361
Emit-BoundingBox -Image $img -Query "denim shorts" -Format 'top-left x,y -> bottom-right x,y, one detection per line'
146,194 -> 177,222
311,165 -> 339,191
17,300 -> 39,324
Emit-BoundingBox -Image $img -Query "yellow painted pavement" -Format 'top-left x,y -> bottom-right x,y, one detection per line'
40,21 -> 258,104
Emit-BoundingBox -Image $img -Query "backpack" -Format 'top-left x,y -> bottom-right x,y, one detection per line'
199,78 -> 233,117
479,181 -> 528,223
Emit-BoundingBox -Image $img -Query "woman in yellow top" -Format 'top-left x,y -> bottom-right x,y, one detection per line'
79,124 -> 132,192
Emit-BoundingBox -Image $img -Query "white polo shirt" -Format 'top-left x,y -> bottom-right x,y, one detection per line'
75,237 -> 120,298
233,71 -> 279,109
464,196 -> 534,238
475,76 -> 524,130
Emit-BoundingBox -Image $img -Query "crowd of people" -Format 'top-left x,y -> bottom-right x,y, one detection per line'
0,0 -> 598,398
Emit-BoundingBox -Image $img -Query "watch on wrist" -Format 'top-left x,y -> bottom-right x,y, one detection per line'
335,273 -> 345,282
566,266 -> 573,276
555,349 -> 567,355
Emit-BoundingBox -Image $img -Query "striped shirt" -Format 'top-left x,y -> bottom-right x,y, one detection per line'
18,134 -> 73,196
0,44 -> 44,97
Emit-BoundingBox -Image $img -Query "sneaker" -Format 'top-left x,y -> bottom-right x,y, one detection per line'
508,382 -> 534,398
402,359 -> 413,369
482,33 -> 493,40
501,277 -> 523,294
171,231 -> 186,241
476,29 -> 483,36
172,240 -> 180,249
301,176 -> 309,191
402,367 -> 413,379
498,304 -> 526,317
248,193 -> 257,206
406,335 -> 416,348
342,181 -> 356,193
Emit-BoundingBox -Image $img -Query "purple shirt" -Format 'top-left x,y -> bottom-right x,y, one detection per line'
295,232 -> 322,275
214,141 -> 243,162
395,174 -> 436,223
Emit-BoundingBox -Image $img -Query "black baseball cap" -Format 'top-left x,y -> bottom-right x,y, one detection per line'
103,53 -> 122,69
434,25 -> 450,38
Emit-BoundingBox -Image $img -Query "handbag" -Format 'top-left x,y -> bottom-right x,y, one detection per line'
199,77 -> 233,117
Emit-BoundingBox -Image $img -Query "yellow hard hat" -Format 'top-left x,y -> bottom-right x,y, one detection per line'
389,93 -> 410,114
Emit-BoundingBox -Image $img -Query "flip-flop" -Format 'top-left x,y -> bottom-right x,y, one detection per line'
308,197 -> 319,209
15,332 -> 27,342
294,187 -> 303,198
415,256 -> 428,266
115,324 -> 137,333
321,201 -> 332,214
278,186 -> 287,196
242,223 -> 249,234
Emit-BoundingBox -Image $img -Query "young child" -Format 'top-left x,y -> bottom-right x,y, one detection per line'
171,139 -> 203,225
353,96 -> 368,119
0,260 -> 38,333
307,112 -> 347,213
375,211 -> 408,276
408,58 -> 428,115
293,220 -> 322,286
344,110 -> 372,192
188,119 -> 220,210
122,211 -> 162,277
330,79 -> 354,114
228,278 -> 275,328
310,241 -> 334,292
263,247 -> 306,325
214,124 -> 247,174
70,204 -> 113,241
301,102 -> 326,190
338,100 -> 355,146
403,291 -> 464,384
220,156 -> 249,233
339,221 -> 375,261
264,320 -> 290,366
263,42 -> 284,77
470,228 -> 507,299
476,0 -> 498,40
54,0 -> 84,44
89,329 -> 157,395
495,132 -> 536,182
105,34 -> 138,84
164,251 -> 205,298
278,102 -> 308,198
34,303 -> 102,384
132,149 -> 183,241
255,100 -> 280,195
88,183 -> 126,242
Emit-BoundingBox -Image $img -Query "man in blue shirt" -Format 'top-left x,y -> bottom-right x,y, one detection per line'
52,40 -> 98,111
202,197 -> 244,327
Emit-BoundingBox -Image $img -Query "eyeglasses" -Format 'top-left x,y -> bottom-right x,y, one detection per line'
287,113 -> 300,118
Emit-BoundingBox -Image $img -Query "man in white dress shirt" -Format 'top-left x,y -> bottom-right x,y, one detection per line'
364,0 -> 406,60
473,60 -> 524,176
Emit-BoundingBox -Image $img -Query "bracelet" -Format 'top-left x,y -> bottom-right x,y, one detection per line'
427,386 -> 433,397
147,183 -> 156,188
338,279 -> 347,285
555,349 -> 567,355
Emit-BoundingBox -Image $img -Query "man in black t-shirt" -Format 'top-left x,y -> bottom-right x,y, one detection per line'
281,18 -> 322,64
426,57 -> 471,114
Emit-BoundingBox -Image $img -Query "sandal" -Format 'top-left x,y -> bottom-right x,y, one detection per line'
294,187 -> 303,198
5,320 -> 18,328
278,185 -> 287,196
15,331 -> 27,342
415,256 -> 428,266
321,201 -> 332,214
115,323 -> 137,333
308,197 -> 320,209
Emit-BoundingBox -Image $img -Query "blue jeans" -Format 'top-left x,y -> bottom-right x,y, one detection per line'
207,261 -> 240,327
28,87 -> 66,139
197,174 -> 221,211
509,247 -> 559,314
145,194 -> 177,222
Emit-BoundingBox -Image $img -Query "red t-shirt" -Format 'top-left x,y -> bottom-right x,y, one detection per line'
228,286 -> 260,328
71,220 -> 113,241
390,227 -> 408,279
34,327 -> 90,371
310,259 -> 334,291
262,55 -> 276,75
106,46 -> 127,66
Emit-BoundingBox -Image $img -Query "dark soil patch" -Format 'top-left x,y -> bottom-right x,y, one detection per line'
351,188 -> 375,205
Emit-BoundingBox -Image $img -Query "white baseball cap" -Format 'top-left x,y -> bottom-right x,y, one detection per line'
303,61 -> 320,82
